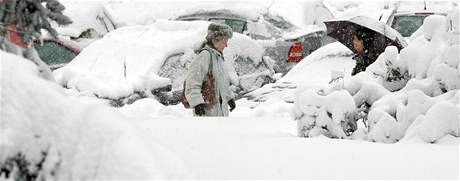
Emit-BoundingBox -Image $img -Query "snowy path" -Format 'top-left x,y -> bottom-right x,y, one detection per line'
131,116 -> 459,179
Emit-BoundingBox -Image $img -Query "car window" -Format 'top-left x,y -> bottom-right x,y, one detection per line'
391,15 -> 426,37
209,18 -> 247,34
178,18 -> 203,21
262,14 -> 296,31
158,53 -> 189,91
34,41 -> 77,65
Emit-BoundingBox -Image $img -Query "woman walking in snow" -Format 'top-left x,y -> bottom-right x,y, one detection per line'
184,23 -> 236,117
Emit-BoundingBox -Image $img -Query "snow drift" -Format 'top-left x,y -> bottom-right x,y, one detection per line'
0,51 -> 191,179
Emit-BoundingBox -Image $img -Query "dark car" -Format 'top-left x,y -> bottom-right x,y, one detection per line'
175,9 -> 335,74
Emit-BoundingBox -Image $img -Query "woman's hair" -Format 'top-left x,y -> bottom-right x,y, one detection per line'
206,23 -> 233,42
354,28 -> 374,50
200,23 -> 233,50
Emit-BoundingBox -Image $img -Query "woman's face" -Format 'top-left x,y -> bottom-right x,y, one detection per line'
353,35 -> 364,54
213,38 -> 229,53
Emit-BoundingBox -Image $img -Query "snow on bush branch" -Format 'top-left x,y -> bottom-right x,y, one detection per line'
0,0 -> 72,43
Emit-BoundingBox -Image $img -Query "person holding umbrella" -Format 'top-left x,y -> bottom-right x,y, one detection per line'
351,28 -> 379,75
324,16 -> 408,76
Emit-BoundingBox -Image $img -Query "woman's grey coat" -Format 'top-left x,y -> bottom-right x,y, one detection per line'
185,45 -> 234,117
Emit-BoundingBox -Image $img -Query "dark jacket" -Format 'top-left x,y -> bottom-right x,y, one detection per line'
351,50 -> 379,76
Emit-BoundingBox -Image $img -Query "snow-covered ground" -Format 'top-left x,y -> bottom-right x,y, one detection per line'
1,51 -> 458,179
124,113 -> 459,179
2,42 -> 458,179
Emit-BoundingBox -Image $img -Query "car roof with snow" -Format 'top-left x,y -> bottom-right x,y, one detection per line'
176,9 -> 252,22
391,10 -> 448,16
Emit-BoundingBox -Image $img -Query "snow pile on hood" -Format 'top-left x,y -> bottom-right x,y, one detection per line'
282,26 -> 325,40
225,33 -> 264,65
280,42 -> 354,85
292,13 -> 460,143
0,51 -> 191,179
244,42 -> 354,112
323,0 -> 387,20
102,1 -> 183,27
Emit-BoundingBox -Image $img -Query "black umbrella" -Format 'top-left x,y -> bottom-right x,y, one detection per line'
324,16 -> 407,55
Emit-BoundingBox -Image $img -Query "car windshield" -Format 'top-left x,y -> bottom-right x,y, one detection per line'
392,15 -> 427,37
262,14 -> 296,31
34,41 -> 77,65
209,18 -> 247,34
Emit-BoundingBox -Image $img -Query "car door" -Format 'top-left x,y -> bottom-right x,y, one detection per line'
208,18 -> 247,34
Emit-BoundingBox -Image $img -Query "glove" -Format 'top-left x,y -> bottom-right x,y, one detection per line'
194,104 -> 206,116
228,99 -> 236,112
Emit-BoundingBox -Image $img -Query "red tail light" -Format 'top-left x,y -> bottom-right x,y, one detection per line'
287,42 -> 303,62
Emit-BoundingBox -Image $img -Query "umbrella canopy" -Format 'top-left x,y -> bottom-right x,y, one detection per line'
324,16 -> 407,55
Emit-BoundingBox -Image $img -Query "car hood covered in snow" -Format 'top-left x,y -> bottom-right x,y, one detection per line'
245,42 -> 354,103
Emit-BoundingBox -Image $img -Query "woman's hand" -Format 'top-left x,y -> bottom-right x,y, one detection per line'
228,99 -> 236,112
195,104 -> 206,116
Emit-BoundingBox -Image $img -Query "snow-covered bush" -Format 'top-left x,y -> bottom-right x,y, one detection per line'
293,89 -> 356,138
367,46 -> 410,91
403,99 -> 460,143
367,89 -> 457,143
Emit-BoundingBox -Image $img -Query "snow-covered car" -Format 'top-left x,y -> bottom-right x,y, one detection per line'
54,20 -> 275,106
383,1 -> 455,38
175,9 -> 335,74
245,42 -> 355,104
386,10 -> 447,37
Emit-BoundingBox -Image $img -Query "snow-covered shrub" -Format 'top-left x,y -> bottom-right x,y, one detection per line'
367,89 -> 457,143
401,15 -> 448,79
404,99 -> 460,143
367,46 -> 410,91
429,45 -> 460,91
293,89 -> 356,138
367,111 -> 404,143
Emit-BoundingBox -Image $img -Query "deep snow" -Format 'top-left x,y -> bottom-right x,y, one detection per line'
0,51 -> 192,179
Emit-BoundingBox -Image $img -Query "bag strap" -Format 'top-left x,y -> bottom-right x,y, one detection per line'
200,49 -> 213,77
